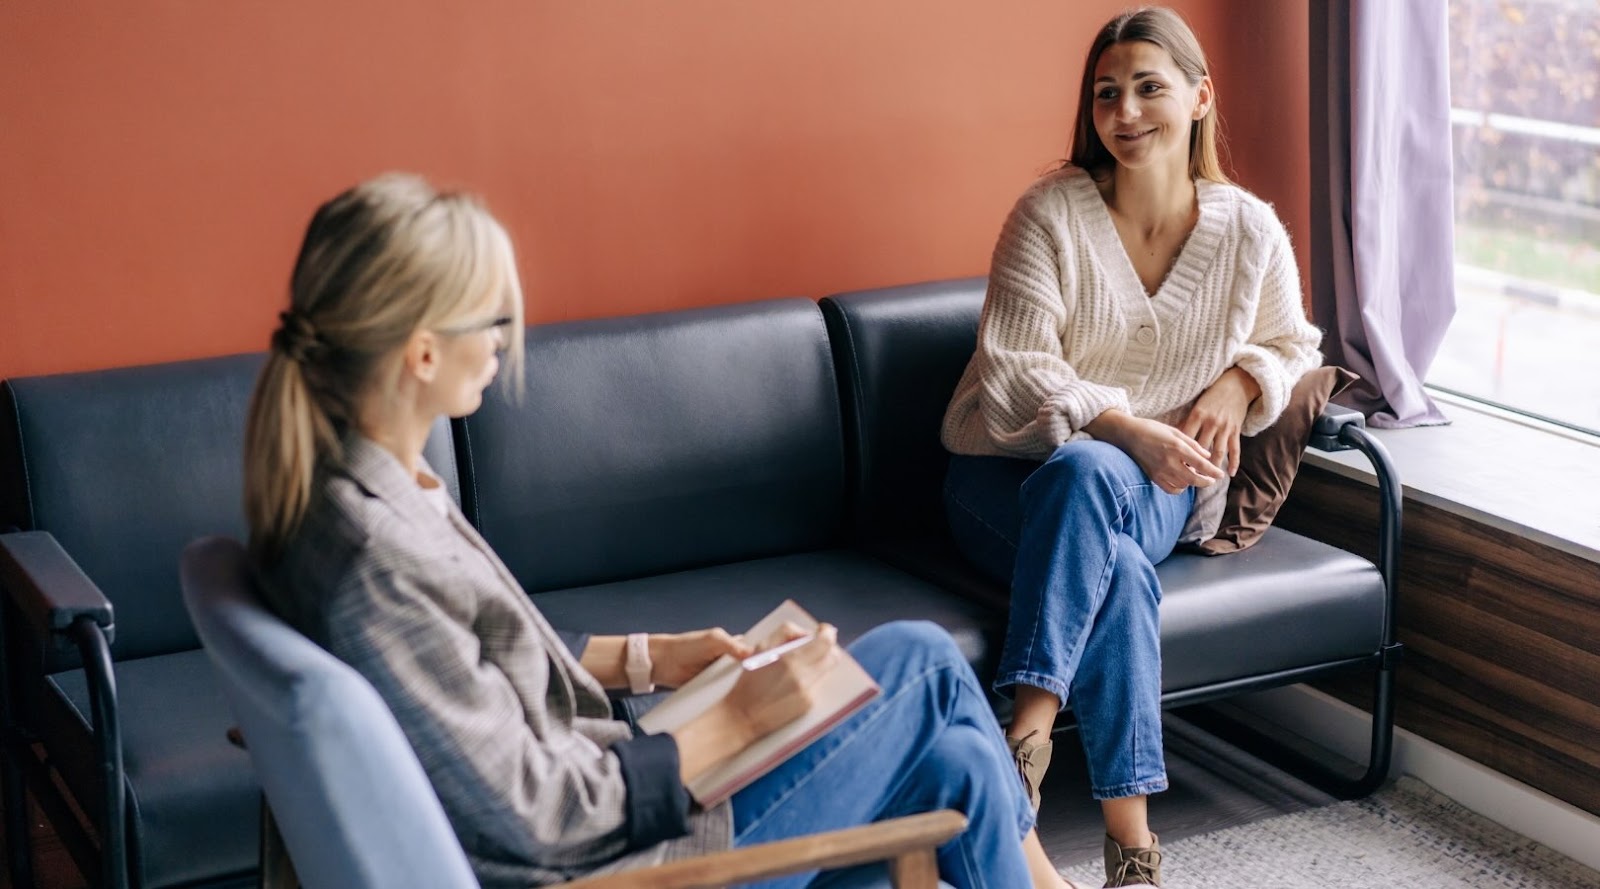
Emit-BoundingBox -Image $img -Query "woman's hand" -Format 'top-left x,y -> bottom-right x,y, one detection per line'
1086,410 -> 1224,494
723,624 -> 841,741
1178,367 -> 1260,477
649,629 -> 752,688
671,624 -> 842,783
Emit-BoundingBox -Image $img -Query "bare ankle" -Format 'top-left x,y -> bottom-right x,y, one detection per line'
1008,685 -> 1060,740
1108,827 -> 1153,849
1101,795 -> 1152,849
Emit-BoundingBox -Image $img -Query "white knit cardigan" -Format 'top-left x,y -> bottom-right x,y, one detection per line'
941,166 -> 1323,540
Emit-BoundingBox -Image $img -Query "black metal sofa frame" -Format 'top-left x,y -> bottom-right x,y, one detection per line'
0,278 -> 1400,889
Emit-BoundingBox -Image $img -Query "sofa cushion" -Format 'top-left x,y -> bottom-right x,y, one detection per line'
0,355 -> 459,661
821,279 -> 985,539
1194,366 -> 1358,555
1156,527 -> 1385,690
530,549 -> 1003,682
462,299 -> 848,593
49,649 -> 259,888
0,355 -> 263,659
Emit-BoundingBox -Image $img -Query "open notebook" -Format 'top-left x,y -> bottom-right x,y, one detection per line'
636,600 -> 880,806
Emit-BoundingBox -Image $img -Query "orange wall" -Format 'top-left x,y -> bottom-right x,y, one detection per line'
0,1 -> 1307,380
1210,0 -> 1312,288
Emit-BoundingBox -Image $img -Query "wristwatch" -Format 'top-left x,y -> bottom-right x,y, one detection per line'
625,633 -> 655,694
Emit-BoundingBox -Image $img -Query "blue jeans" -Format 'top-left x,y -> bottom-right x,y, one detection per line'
944,441 -> 1194,800
730,621 -> 1035,889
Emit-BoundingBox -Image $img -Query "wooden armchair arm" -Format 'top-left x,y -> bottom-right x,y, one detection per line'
560,809 -> 967,889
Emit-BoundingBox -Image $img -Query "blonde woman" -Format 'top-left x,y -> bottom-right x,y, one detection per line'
245,174 -> 1075,888
941,8 -> 1322,887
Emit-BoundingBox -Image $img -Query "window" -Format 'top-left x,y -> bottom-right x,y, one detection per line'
1431,0 -> 1600,436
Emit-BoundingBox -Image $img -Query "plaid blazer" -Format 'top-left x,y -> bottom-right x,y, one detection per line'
258,437 -> 731,887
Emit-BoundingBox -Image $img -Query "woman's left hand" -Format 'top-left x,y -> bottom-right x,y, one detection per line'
650,629 -> 753,688
1179,367 -> 1259,477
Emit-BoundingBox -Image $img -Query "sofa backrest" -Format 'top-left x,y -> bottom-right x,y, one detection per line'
459,298 -> 846,593
821,278 -> 985,539
0,354 -> 458,662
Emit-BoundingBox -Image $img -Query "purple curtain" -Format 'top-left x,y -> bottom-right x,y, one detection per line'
1310,0 -> 1455,427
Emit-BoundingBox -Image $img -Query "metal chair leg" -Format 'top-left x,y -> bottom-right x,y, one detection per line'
3,741 -> 35,889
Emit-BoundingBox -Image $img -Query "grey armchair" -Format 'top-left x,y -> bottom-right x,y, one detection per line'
178,536 -> 965,889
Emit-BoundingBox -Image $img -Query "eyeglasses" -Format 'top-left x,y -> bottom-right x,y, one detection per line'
437,315 -> 515,337
435,314 -> 515,356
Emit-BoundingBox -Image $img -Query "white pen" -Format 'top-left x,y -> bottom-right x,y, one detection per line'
740,633 -> 816,670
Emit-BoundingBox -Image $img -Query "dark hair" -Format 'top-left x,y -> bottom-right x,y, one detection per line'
1067,7 -> 1231,183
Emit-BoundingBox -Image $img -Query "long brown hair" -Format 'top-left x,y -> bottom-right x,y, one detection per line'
244,174 -> 524,561
1067,7 -> 1231,184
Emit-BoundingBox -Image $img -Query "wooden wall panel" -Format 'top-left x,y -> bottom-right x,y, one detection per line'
1278,465 -> 1600,815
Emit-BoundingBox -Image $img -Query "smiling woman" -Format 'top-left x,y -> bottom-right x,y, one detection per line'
938,7 -> 1324,886
1090,39 -> 1213,180
1069,8 -> 1228,188
1088,37 -> 1216,295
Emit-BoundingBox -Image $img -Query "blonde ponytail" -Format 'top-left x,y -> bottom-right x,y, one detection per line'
244,350 -> 340,560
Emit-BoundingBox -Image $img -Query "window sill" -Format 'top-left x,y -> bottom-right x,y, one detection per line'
1302,391 -> 1600,565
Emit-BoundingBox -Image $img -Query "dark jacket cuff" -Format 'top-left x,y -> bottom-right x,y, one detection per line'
610,732 -> 692,849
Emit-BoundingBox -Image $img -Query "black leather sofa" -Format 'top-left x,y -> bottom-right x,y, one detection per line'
0,278 -> 1400,889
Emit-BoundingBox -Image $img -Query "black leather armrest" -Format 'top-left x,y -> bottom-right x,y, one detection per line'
1309,403 -> 1366,452
0,531 -> 116,668
1,531 -> 128,886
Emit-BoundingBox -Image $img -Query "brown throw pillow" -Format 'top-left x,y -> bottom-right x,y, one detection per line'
1192,365 -> 1359,555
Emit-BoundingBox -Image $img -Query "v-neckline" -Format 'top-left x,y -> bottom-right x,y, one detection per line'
1068,168 -> 1226,307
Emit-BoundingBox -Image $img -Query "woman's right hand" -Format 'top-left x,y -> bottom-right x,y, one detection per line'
1087,410 -> 1225,494
723,624 -> 841,742
671,624 -> 842,783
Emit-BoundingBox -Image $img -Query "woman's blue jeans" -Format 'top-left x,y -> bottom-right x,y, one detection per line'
944,441 -> 1194,800
730,621 -> 1035,889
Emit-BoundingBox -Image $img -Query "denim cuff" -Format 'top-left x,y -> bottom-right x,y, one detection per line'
1091,776 -> 1169,801
990,670 -> 1070,706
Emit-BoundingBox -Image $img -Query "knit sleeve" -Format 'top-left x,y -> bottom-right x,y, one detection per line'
1234,217 -> 1324,435
967,192 -> 1132,458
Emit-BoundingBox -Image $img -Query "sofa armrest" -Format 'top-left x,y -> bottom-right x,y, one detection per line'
0,531 -> 116,669
1308,402 -> 1365,452
1298,405 -> 1401,611
0,530 -> 128,889
558,809 -> 967,889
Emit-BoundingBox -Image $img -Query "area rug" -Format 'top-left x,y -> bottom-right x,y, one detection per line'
1058,777 -> 1600,888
